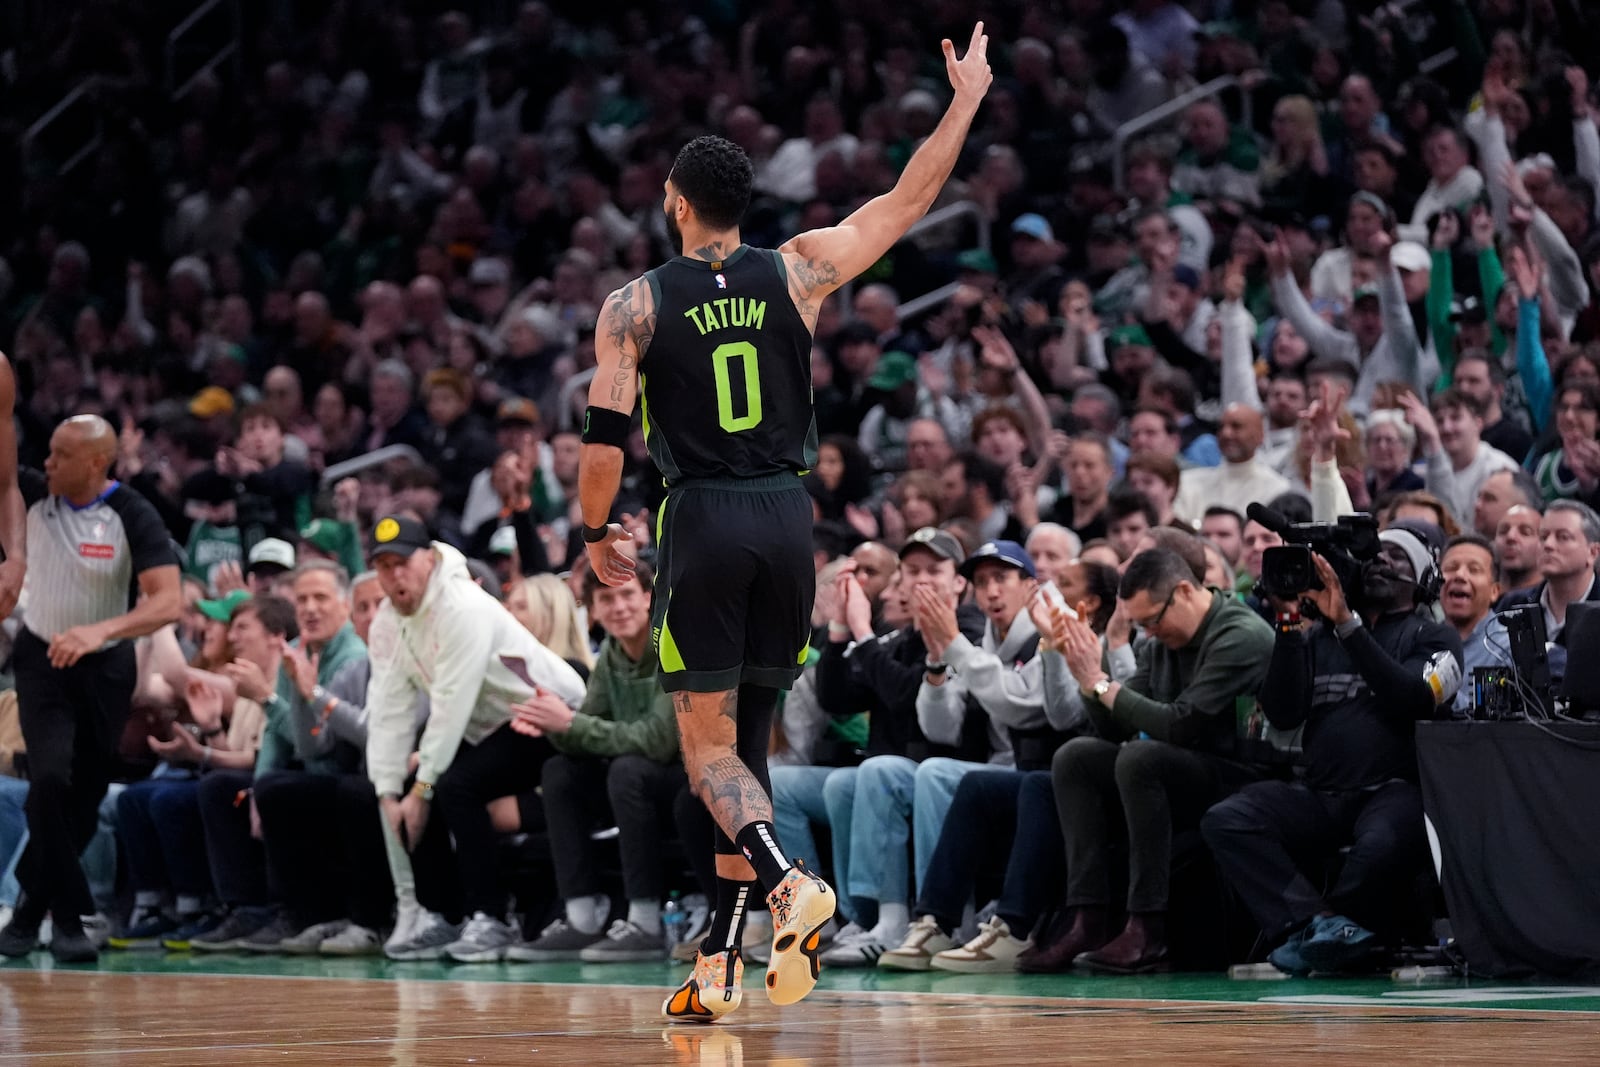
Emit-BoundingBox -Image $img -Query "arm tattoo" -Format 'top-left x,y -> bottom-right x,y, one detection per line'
601,280 -> 657,407
784,256 -> 840,325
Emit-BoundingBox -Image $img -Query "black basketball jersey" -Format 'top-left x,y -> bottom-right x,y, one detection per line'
639,246 -> 818,483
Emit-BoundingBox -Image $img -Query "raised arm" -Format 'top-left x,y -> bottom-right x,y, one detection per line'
777,25 -> 992,320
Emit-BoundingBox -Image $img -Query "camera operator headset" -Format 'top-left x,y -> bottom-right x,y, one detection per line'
1200,515 -> 1466,972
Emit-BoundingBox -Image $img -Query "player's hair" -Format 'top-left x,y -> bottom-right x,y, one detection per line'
670,136 -> 754,231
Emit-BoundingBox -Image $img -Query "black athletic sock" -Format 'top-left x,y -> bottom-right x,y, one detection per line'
734,821 -> 793,894
699,877 -> 759,958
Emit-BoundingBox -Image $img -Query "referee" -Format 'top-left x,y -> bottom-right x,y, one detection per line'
0,415 -> 180,962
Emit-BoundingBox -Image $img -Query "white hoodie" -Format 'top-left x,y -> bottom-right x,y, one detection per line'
365,542 -> 587,796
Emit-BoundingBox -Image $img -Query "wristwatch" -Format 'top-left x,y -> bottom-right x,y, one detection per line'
924,660 -> 950,677
1091,678 -> 1113,699
410,780 -> 436,802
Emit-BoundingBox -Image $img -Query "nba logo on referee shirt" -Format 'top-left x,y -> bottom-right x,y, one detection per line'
715,274 -> 727,289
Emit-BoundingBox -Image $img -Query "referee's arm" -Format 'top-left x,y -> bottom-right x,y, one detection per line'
48,566 -> 182,669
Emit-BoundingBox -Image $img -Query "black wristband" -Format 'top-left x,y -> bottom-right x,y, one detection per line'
581,405 -> 631,448
582,523 -> 610,543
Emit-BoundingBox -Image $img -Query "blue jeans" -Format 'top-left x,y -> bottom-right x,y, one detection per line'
117,776 -> 211,898
770,765 -> 869,927
0,776 -> 29,906
849,755 -> 987,906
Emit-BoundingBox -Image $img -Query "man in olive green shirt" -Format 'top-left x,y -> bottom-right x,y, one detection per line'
1039,547 -> 1273,975
508,561 -> 684,963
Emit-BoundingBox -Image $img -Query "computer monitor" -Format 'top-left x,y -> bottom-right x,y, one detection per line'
1559,601 -> 1600,719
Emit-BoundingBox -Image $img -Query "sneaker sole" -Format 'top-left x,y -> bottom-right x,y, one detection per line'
107,938 -> 168,951
190,940 -> 248,953
446,948 -> 508,963
280,943 -> 327,956
504,947 -> 590,962
662,978 -> 741,1024
765,880 -> 836,1006
928,953 -> 1022,974
876,951 -> 936,972
320,944 -> 380,957
385,945 -> 449,961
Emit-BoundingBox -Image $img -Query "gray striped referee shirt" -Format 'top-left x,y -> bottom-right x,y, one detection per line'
22,479 -> 177,647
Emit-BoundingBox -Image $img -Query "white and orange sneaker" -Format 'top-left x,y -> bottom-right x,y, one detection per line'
663,948 -> 744,1024
763,862 -> 836,1006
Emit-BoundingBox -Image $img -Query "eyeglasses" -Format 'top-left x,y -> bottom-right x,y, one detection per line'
1131,586 -> 1178,631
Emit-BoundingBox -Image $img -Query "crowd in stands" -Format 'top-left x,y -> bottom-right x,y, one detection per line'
1,0 -> 1598,975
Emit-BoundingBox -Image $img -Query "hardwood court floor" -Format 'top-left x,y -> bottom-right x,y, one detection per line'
0,956 -> 1597,1065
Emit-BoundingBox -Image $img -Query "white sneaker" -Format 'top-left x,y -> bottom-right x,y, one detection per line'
281,920 -> 350,955
446,912 -> 519,963
384,903 -> 421,956
320,923 -> 381,956
386,910 -> 460,962
741,913 -> 772,965
820,927 -> 895,968
878,915 -> 957,972
929,916 -> 1032,974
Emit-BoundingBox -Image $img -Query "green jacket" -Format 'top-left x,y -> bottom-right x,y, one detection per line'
256,621 -> 368,777
1090,591 -> 1275,759
552,637 -> 679,763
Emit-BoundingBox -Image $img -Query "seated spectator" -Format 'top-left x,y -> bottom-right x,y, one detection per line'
1495,501 -> 1600,683
1203,522 -> 1461,974
1023,523 -> 1081,587
505,574 -> 595,675
1171,99 -> 1261,209
420,368 -> 499,518
1044,435 -> 1114,544
1493,504 -> 1544,598
820,538 -> 1043,966
1038,548 -> 1275,973
201,562 -> 376,954
1105,488 -> 1159,564
1199,507 -> 1245,569
1403,389 -> 1518,530
881,566 -> 1117,972
364,517 -> 585,963
219,405 -> 315,541
1124,452 -> 1181,529
771,530 -> 983,960
1364,409 -> 1424,502
508,562 -> 681,962
1172,406 -> 1291,525
1439,535 -> 1511,716
1531,384 -> 1600,505
1471,468 -> 1542,542
109,597 -> 289,949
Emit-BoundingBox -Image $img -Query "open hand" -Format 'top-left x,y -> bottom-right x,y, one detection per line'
944,22 -> 993,106
584,524 -> 636,587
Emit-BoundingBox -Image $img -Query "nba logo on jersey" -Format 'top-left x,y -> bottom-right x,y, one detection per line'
715,273 -> 727,289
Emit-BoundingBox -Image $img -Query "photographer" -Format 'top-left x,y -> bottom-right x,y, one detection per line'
1201,521 -> 1463,976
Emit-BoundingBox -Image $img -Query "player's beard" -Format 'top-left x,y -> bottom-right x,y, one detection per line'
664,205 -> 682,254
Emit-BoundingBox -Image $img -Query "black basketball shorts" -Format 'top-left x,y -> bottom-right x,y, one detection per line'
650,475 -> 814,693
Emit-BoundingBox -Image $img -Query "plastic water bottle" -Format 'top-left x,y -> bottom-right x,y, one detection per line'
662,892 -> 685,950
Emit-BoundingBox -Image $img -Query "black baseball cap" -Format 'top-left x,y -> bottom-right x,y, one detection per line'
369,515 -> 432,560
899,527 -> 963,565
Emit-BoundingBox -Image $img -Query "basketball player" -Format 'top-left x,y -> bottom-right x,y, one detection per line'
578,26 -> 993,1022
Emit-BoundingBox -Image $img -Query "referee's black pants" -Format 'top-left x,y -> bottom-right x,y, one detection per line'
12,629 -> 136,920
